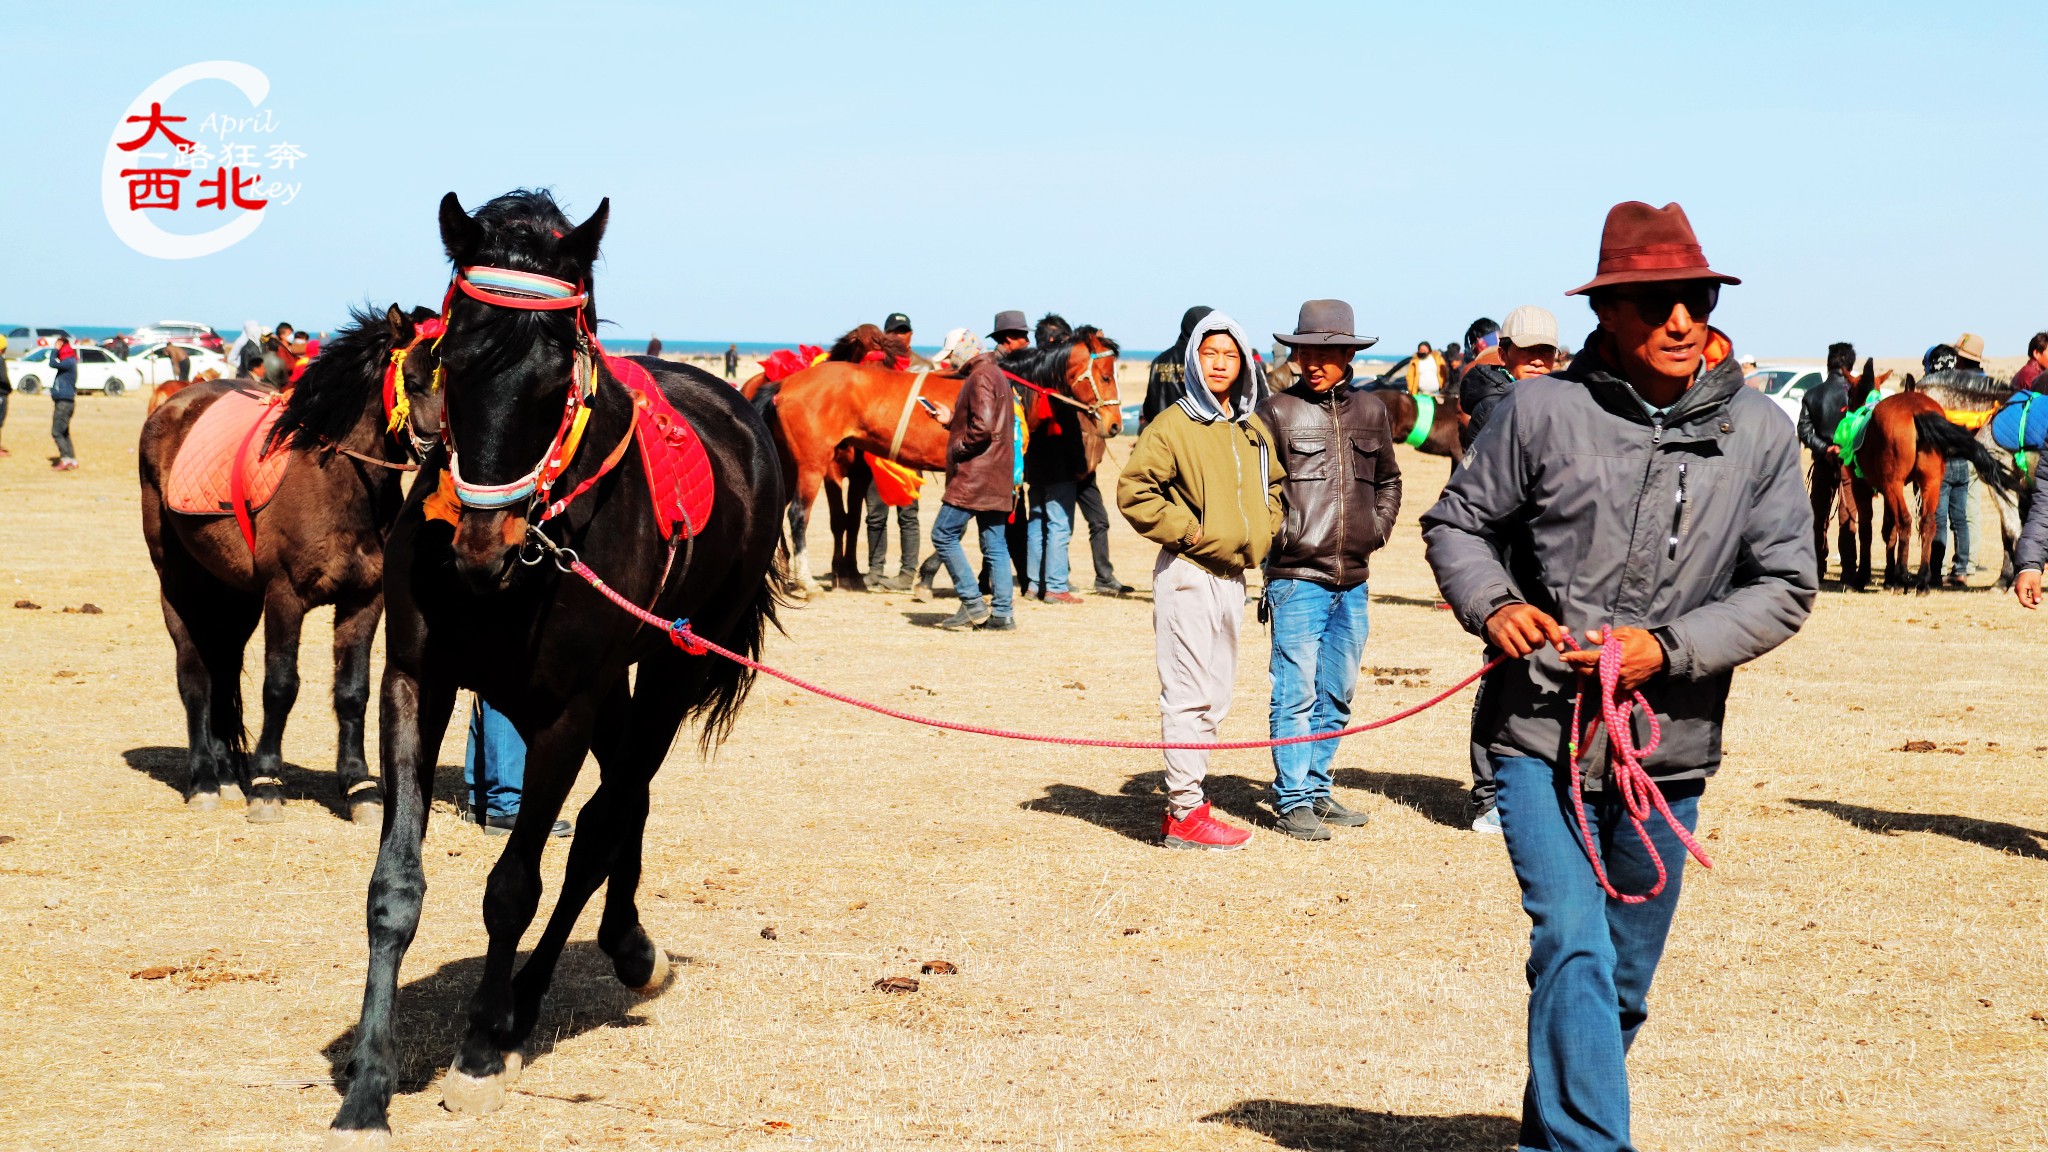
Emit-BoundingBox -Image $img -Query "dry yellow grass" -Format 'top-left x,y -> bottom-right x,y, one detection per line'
0,389 -> 2043,1151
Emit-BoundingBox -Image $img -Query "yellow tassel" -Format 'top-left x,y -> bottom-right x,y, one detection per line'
386,349 -> 412,433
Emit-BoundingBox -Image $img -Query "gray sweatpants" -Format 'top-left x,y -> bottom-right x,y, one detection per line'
1152,549 -> 1243,818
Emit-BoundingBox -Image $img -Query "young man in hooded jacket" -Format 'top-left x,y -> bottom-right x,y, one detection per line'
1255,299 -> 1400,840
1423,201 -> 1814,1152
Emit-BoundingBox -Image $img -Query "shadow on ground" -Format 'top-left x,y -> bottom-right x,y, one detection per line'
323,940 -> 674,1095
1023,767 -> 1480,840
1203,1099 -> 1519,1151
1333,769 -> 1473,830
1790,798 -> 2048,861
122,745 -> 357,821
1371,592 -> 1447,609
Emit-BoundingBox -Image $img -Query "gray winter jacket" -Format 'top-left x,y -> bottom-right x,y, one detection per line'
1421,332 -> 1817,786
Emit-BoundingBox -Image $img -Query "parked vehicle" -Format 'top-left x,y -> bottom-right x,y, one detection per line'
1747,364 -> 1825,422
131,321 -> 225,351
10,346 -> 144,395
128,341 -> 230,388
5,326 -> 74,355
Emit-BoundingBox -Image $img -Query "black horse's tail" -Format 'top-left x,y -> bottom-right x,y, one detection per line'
1914,412 -> 2020,492
692,565 -> 783,751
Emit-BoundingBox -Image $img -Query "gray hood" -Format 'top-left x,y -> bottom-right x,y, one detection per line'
1177,311 -> 1266,424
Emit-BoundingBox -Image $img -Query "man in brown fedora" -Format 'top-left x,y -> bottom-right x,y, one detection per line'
1256,299 -> 1401,840
1423,201 -> 1815,1152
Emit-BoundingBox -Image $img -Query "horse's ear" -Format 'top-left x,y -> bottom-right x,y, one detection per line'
386,303 -> 412,344
559,197 -> 610,271
1858,358 -> 1875,388
439,192 -> 481,263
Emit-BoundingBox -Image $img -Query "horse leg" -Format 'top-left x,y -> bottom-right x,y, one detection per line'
443,695 -> 602,1116
1880,481 -> 1909,590
159,587 -> 226,808
786,464 -> 825,595
822,478 -> 851,591
1853,483 -> 1875,589
592,652 -> 699,994
326,665 -> 457,1149
332,589 -> 385,824
1916,459 -> 1944,595
246,584 -> 308,824
836,466 -> 874,591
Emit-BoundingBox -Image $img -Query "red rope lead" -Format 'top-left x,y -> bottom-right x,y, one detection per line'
565,556 -> 1499,751
1563,634 -> 1713,903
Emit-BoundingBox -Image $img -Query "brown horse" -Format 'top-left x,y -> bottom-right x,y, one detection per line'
1844,361 -> 2014,592
769,325 -> 1121,592
138,305 -> 443,822
1266,359 -> 1462,459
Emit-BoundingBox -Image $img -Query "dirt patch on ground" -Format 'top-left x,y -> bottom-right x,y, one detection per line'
0,392 -> 2042,1150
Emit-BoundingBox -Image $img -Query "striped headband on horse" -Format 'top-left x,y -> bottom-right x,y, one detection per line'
456,265 -> 589,311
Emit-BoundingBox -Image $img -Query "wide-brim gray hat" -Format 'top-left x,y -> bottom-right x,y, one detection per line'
988,309 -> 1028,338
1274,299 -> 1378,349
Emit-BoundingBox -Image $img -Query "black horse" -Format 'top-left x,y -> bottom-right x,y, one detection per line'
327,190 -> 784,1149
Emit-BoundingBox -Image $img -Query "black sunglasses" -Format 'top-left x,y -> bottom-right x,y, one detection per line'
1611,282 -> 1719,325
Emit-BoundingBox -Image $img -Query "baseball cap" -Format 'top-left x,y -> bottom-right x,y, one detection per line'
883,312 -> 913,334
1499,305 -> 1559,350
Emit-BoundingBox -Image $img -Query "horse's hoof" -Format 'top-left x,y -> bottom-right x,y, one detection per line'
631,945 -> 672,996
245,797 -> 286,824
322,1128 -> 390,1152
350,800 -> 384,827
440,1052 -> 520,1115
218,783 -> 245,806
186,791 -> 220,812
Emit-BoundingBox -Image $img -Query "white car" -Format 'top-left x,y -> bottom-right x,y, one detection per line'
131,320 -> 225,352
128,341 -> 230,388
1748,364 -> 1825,422
10,346 -> 145,396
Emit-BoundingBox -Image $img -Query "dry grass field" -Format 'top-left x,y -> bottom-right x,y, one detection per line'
0,388 -> 2043,1152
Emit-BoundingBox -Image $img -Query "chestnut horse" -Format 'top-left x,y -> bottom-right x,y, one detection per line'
138,305 -> 443,822
1844,361 -> 2015,591
768,325 -> 1121,592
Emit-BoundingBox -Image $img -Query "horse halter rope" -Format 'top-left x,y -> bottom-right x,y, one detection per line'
437,265 -> 614,518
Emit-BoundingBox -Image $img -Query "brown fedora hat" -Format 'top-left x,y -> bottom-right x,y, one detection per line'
1274,299 -> 1378,349
1565,201 -> 1741,296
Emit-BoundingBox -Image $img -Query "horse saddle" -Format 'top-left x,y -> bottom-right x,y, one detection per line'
165,388 -> 293,548
605,355 -> 715,539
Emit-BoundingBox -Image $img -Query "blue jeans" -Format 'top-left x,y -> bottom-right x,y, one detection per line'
931,502 -> 1015,617
1266,578 -> 1370,812
1494,755 -> 1700,1152
1024,480 -> 1077,594
1933,457 -> 1972,578
464,700 -> 528,818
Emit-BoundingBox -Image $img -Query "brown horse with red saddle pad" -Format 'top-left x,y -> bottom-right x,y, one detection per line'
138,305 -> 444,822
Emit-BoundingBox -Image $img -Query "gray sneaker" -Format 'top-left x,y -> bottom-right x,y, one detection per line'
868,571 -> 914,593
938,603 -> 991,631
1274,805 -> 1331,841
1312,796 -> 1370,827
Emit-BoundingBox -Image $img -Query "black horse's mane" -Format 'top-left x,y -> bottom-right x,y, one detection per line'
449,188 -> 591,376
1001,321 -> 1119,394
266,307 -> 419,454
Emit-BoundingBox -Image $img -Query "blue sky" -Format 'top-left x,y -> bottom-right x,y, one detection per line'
5,1 -> 2043,357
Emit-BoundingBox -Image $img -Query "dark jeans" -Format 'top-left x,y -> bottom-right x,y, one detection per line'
1075,470 -> 1118,586
931,502 -> 1014,617
1807,456 -> 1857,575
1494,754 -> 1700,1152
51,397 -> 75,459
463,700 -> 527,818
863,484 -> 920,577
1932,457 -> 1972,578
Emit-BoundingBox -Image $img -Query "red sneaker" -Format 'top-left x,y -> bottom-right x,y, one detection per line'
1043,591 -> 1084,606
1162,802 -> 1251,851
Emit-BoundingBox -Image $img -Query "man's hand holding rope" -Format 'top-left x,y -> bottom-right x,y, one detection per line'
1486,604 -> 1667,692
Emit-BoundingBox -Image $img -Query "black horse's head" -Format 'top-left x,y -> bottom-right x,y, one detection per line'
384,303 -> 446,451
434,188 -> 609,590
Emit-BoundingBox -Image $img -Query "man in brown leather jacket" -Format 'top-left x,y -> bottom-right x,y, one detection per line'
929,310 -> 1031,631
1256,299 -> 1402,840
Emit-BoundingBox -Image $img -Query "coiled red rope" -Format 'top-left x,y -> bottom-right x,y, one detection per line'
1561,634 -> 1713,902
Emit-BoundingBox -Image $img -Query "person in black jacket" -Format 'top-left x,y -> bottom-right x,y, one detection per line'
1139,305 -> 1212,430
1256,299 -> 1401,840
1797,342 -> 1858,578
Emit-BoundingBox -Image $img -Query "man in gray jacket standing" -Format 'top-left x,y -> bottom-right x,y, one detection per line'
1422,201 -> 1814,1152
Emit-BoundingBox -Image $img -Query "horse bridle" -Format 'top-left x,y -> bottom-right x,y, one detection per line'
379,316 -> 445,462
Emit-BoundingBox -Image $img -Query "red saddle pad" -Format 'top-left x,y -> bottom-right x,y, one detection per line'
605,355 -> 715,539
165,388 -> 292,526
